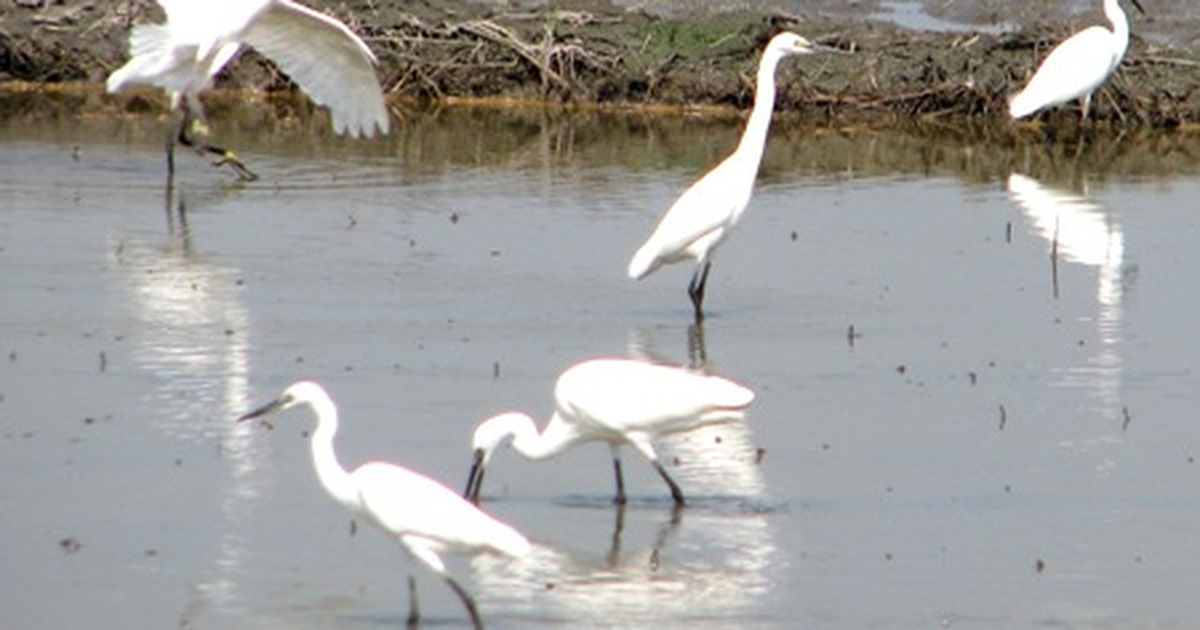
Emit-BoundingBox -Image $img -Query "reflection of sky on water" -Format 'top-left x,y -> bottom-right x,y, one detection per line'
1007,173 -> 1131,427
473,505 -> 779,626
106,221 -> 261,619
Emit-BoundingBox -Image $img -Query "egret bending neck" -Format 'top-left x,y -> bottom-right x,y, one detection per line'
307,399 -> 359,510
508,413 -> 583,461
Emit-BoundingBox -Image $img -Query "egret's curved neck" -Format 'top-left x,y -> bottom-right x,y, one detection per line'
734,48 -> 786,164
307,399 -> 359,510
1105,0 -> 1130,57
508,413 -> 580,461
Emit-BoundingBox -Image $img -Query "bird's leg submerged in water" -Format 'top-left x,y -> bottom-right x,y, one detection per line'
612,445 -> 686,506
443,575 -> 483,630
405,576 -> 419,630
652,461 -> 686,506
687,261 -> 712,321
175,107 -> 258,181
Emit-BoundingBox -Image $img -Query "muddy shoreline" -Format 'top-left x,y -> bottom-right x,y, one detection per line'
2,0 -> 1198,126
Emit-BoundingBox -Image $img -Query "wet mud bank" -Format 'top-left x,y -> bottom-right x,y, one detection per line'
2,0 -> 1199,127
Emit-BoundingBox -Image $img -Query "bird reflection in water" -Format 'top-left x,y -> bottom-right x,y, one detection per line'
471,502 -> 778,625
108,193 -> 260,620
1007,172 -> 1134,426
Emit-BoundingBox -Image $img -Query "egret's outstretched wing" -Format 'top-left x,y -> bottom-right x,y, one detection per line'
242,0 -> 389,137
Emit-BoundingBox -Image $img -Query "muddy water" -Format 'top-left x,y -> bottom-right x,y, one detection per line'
3,107 -> 1200,629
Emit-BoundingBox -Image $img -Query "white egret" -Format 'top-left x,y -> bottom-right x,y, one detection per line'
627,32 -> 816,320
465,358 -> 755,506
238,381 -> 529,629
107,0 -> 391,181
1008,0 -> 1145,121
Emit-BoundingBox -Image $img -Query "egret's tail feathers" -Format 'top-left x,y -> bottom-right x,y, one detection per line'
628,244 -> 660,280
491,522 -> 532,558
1008,90 -> 1038,120
710,377 -> 755,410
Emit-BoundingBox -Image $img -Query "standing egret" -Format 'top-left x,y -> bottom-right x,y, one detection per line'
1008,0 -> 1145,121
239,381 -> 529,629
627,32 -> 816,320
464,358 -> 755,506
107,0 -> 391,181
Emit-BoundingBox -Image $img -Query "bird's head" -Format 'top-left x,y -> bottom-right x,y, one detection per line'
464,412 -> 534,502
238,381 -> 329,423
769,31 -> 817,57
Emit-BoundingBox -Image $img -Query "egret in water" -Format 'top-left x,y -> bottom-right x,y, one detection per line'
107,0 -> 391,181
464,358 -> 755,506
1008,0 -> 1145,121
239,381 -> 529,629
627,32 -> 816,320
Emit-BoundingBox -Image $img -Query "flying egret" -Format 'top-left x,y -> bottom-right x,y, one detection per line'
107,0 -> 391,181
464,358 -> 755,506
238,381 -> 529,629
627,32 -> 816,320
1008,0 -> 1145,121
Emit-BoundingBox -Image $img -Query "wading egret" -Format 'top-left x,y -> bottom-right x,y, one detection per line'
627,32 -> 816,320
107,0 -> 391,181
238,381 -> 529,629
464,358 -> 755,506
1008,0 -> 1145,121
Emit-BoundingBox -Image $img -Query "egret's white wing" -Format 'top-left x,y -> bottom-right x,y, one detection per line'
242,0 -> 389,137
556,359 -> 754,436
1010,26 -> 1115,118
354,463 -> 529,558
629,154 -> 753,276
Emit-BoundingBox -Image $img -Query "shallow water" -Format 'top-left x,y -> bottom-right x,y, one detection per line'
3,107 -> 1200,629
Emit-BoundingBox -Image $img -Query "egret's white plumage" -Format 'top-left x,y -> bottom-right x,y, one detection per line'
465,358 -> 755,506
239,381 -> 528,629
628,32 -> 816,320
1008,0 -> 1144,120
107,0 -> 390,179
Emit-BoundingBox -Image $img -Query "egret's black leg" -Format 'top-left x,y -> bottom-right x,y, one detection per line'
687,261 -> 712,321
652,460 -> 686,506
406,575 -> 419,630
443,575 -> 483,630
464,454 -> 485,503
612,455 -> 628,505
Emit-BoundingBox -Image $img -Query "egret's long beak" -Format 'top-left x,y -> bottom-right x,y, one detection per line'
463,449 -> 485,504
811,41 -> 851,55
1129,0 -> 1145,16
237,396 -> 285,422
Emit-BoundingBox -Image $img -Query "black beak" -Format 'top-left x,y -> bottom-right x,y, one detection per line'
463,449 -> 485,504
237,396 -> 285,422
1129,0 -> 1145,15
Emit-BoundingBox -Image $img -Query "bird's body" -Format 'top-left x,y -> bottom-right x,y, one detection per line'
239,381 -> 528,629
465,358 -> 755,506
1009,0 -> 1144,120
628,32 -> 816,320
107,0 -> 390,180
